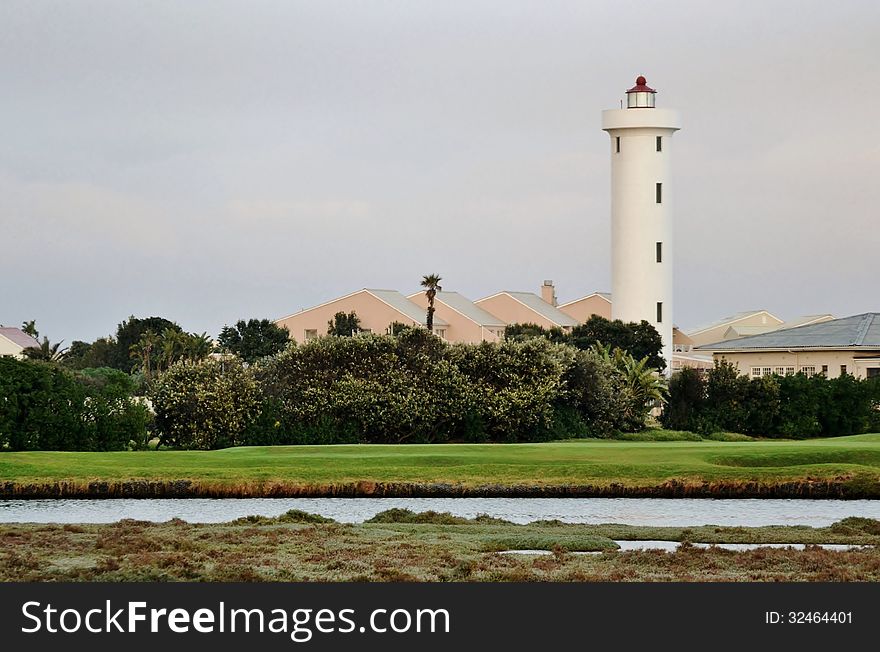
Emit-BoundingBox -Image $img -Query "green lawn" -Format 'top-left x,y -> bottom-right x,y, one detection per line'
2,432 -> 880,493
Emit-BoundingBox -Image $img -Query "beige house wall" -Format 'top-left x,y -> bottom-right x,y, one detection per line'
689,312 -> 784,347
0,335 -> 25,358
475,295 -> 565,331
408,294 -> 504,344
558,295 -> 612,322
277,291 -> 434,344
715,350 -> 880,380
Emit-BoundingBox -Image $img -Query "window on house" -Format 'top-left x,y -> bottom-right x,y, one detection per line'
800,366 -> 816,377
750,368 -> 762,379
785,367 -> 795,375
656,136 -> 662,152
761,367 -> 773,377
821,365 -> 829,375
774,367 -> 786,375
868,368 -> 880,379
840,365 -> 847,376
656,242 -> 662,263
656,183 -> 662,203
304,329 -> 318,341
616,136 -> 620,153
656,302 -> 663,323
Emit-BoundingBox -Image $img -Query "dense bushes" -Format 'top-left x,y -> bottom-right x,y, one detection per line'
0,358 -> 150,451
244,329 -> 650,447
663,361 -> 880,438
3,331 -> 664,451
151,358 -> 260,449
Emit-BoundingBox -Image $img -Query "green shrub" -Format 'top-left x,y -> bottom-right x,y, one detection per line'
151,358 -> 260,449
251,332 -> 640,444
661,367 -> 706,432
0,357 -> 149,451
662,360 -> 880,438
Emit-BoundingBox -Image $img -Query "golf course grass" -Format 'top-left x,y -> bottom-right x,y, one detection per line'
2,431 -> 880,498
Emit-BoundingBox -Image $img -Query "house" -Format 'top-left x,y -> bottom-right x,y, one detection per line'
275,289 -> 448,344
0,327 -> 40,359
558,292 -> 612,322
475,289 -> 579,332
407,291 -> 506,344
686,310 -> 784,347
696,313 -> 880,380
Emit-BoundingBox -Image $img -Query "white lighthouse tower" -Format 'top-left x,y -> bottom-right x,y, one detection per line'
602,76 -> 681,373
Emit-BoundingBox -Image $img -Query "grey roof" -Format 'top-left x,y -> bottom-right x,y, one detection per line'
497,291 -> 580,327
0,327 -> 40,349
697,313 -> 880,351
434,291 -> 506,326
366,289 -> 448,327
687,310 -> 780,335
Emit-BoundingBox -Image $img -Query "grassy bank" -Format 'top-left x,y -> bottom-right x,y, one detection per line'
2,511 -> 879,581
2,432 -> 880,498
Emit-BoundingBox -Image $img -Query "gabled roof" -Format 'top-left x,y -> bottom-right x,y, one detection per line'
0,327 -> 40,350
407,291 -> 505,327
478,291 -> 579,327
780,314 -> 834,329
687,310 -> 782,336
558,291 -> 612,308
724,325 -> 779,338
276,289 -> 447,327
366,289 -> 448,327
698,313 -> 880,351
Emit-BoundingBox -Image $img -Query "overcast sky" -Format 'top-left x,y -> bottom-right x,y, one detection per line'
1,0 -> 878,342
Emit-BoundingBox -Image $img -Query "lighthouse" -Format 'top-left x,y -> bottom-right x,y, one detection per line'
602,76 -> 681,373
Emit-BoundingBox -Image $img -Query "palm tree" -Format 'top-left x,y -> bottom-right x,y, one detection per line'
420,274 -> 442,332
130,330 -> 160,381
159,328 -> 187,371
23,337 -> 68,362
21,320 -> 39,339
184,332 -> 214,363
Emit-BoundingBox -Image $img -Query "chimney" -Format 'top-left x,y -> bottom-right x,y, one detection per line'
541,280 -> 557,306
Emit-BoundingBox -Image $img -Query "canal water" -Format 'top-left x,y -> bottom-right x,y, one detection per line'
2,497 -> 879,526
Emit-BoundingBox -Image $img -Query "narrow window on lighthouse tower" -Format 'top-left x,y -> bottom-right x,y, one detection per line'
656,302 -> 663,323
655,183 -> 662,203
615,136 -> 620,153
656,242 -> 662,263
656,136 -> 662,152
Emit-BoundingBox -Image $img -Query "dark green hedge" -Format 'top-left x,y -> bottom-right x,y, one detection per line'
0,358 -> 151,451
662,361 -> 880,437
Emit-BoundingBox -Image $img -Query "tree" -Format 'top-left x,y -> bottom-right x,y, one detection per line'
420,274 -> 442,332
23,336 -> 68,362
113,316 -> 182,372
591,342 -> 667,430
63,337 -> 116,370
218,319 -> 290,363
327,311 -> 362,337
662,367 -> 707,431
571,316 -> 665,372
504,323 -> 569,344
184,331 -> 214,363
21,320 -> 38,338
129,330 -> 160,382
